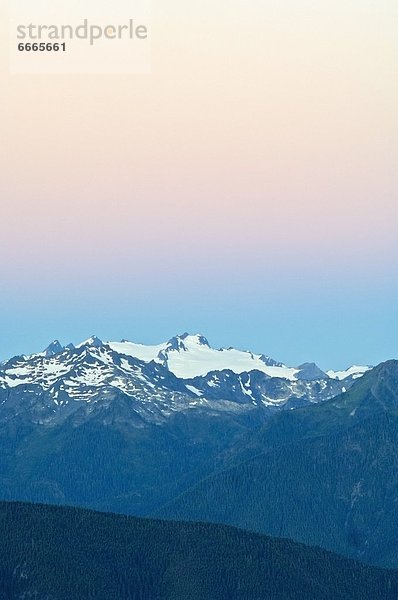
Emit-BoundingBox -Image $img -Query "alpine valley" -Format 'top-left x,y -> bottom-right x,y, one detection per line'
2,333 -> 398,570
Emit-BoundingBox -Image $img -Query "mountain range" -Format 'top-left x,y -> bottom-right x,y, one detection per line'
1,332 -> 397,571
0,333 -> 359,515
0,333 -> 368,420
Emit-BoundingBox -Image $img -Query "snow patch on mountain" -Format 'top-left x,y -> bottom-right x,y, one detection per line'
327,365 -> 371,381
108,340 -> 166,363
108,333 -> 298,380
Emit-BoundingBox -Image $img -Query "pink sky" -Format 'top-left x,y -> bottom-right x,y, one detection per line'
0,1 -> 397,365
1,1 -> 397,284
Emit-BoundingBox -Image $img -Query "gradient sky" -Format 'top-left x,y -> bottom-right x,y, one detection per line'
0,0 -> 397,368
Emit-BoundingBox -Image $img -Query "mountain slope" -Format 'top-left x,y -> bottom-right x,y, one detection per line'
158,361 -> 398,567
0,501 -> 397,600
0,389 -> 267,514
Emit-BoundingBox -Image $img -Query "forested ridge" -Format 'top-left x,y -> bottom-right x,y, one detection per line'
1,501 -> 397,599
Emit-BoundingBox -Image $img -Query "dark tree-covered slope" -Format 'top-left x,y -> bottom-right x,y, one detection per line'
159,361 -> 398,567
0,501 -> 397,600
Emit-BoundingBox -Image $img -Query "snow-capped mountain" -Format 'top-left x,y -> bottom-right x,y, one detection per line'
0,333 -> 370,426
94,332 -> 370,382
108,333 -> 293,379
